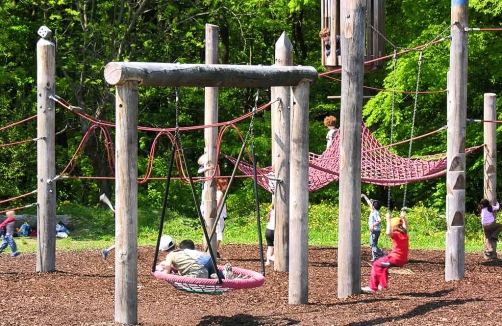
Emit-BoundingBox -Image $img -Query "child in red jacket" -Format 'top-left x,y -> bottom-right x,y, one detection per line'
0,211 -> 20,257
362,210 -> 408,292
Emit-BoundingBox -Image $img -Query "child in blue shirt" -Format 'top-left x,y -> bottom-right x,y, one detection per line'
362,194 -> 384,261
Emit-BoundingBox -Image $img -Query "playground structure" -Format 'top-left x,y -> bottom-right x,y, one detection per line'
320,0 -> 386,71
0,0 -> 495,324
102,33 -> 316,323
30,27 -> 317,324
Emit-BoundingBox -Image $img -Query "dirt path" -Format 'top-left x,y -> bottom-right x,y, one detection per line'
0,244 -> 500,325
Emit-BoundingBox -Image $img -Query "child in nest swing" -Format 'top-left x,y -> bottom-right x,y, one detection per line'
156,235 -> 232,279
362,209 -> 408,293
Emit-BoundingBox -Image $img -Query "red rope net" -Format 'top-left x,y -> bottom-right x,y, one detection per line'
227,123 -> 484,192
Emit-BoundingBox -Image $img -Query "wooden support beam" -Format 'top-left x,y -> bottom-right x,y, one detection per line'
115,81 -> 139,324
337,0 -> 365,299
104,62 -> 317,87
327,95 -> 374,100
203,24 -> 219,255
36,34 -> 57,273
271,32 -> 292,273
445,0 -> 468,281
484,93 -> 497,202
483,93 -> 497,259
289,82 -> 310,304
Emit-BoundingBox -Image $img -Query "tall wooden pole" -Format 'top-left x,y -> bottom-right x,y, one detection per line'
445,0 -> 468,281
483,93 -> 497,257
484,93 -> 497,202
337,0 -> 365,298
289,82 -> 310,304
272,32 -> 292,272
36,26 -> 57,272
115,81 -> 139,324
203,24 -> 219,254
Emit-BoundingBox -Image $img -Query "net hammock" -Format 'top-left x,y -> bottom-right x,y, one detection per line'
152,265 -> 265,295
226,123 -> 483,192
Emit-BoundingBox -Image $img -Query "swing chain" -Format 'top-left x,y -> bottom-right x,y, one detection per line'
403,51 -> 423,208
387,50 -> 398,210
174,87 -> 180,135
249,89 -> 260,145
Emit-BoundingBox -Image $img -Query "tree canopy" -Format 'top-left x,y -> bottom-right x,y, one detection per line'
0,0 -> 501,214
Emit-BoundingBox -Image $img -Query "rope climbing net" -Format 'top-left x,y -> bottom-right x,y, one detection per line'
228,123 -> 484,193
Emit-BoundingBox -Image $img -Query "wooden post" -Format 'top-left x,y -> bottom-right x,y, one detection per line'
337,0 -> 365,298
484,93 -> 497,258
36,27 -> 57,272
483,93 -> 497,203
445,0 -> 468,281
114,81 -> 139,324
289,82 -> 310,304
272,32 -> 292,272
203,24 -> 219,254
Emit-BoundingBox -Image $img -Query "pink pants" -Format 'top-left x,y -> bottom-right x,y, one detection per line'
367,255 -> 406,290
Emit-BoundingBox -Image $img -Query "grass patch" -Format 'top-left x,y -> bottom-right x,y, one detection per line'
11,202 -> 484,254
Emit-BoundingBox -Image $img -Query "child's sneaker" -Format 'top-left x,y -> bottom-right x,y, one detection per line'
265,261 -> 271,266
361,286 -> 376,293
222,263 -> 234,279
377,285 -> 386,290
11,252 -> 20,257
102,249 -> 108,260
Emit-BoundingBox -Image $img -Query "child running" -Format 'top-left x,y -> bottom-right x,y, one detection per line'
362,209 -> 408,293
0,211 -> 20,257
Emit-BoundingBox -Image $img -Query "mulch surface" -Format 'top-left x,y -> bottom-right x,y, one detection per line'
0,244 -> 501,326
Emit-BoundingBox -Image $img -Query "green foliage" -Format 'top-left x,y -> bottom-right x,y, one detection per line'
1,0 -> 502,220
470,0 -> 502,16
307,201 -> 338,246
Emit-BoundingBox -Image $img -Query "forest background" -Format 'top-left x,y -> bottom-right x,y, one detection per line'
1,0 -> 502,241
